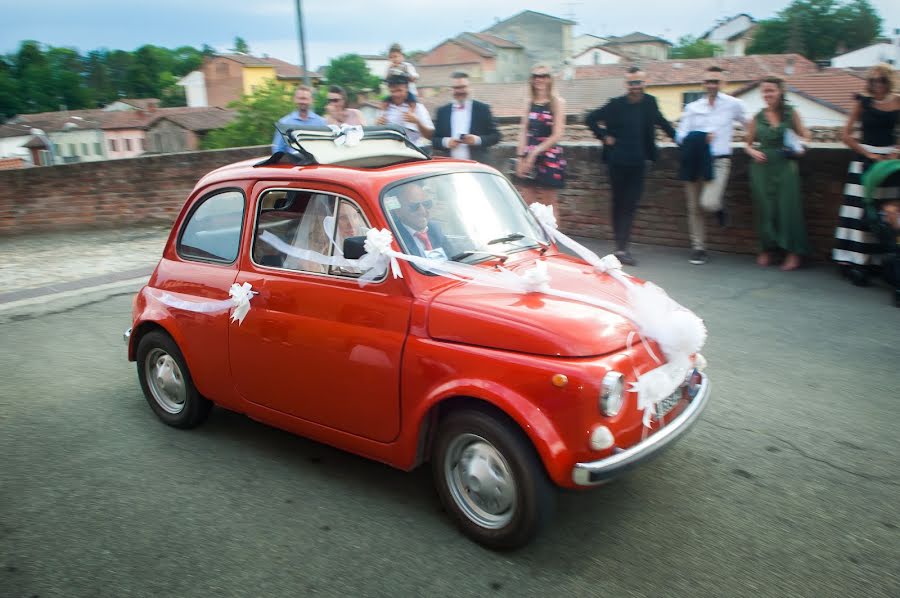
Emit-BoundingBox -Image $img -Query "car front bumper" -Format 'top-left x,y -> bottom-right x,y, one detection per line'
571,372 -> 710,486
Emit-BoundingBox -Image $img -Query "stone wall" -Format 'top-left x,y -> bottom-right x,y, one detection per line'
0,143 -> 853,262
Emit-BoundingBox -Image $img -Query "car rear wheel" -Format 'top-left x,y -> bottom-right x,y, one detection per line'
432,409 -> 556,550
136,330 -> 212,429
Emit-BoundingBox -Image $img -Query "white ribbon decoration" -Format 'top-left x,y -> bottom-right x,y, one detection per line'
228,282 -> 256,324
529,203 -> 707,425
151,283 -> 257,325
328,124 -> 364,147
259,205 -> 706,426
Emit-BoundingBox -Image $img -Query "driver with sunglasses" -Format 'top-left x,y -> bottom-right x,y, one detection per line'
392,182 -> 455,259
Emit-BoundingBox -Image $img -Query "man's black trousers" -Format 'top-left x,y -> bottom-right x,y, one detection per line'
608,163 -> 646,251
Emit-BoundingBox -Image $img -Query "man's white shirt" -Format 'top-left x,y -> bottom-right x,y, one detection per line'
676,92 -> 748,157
443,99 -> 482,160
382,102 -> 433,145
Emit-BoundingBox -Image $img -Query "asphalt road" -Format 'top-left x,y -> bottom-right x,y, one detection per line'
1,243 -> 898,598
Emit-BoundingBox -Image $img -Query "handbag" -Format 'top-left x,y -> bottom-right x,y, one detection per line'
783,129 -> 806,160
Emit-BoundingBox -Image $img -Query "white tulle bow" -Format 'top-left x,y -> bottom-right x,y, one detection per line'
329,124 -> 364,147
357,228 -> 403,284
518,260 -> 551,293
228,282 -> 257,324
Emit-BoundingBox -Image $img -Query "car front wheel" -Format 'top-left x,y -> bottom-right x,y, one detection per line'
136,330 -> 212,429
432,408 -> 556,549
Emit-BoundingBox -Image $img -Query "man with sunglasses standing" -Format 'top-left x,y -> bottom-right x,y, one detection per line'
676,66 -> 748,265
587,67 -> 676,265
433,72 -> 501,163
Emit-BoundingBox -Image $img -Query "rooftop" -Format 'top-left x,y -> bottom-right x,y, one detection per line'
575,54 -> 818,86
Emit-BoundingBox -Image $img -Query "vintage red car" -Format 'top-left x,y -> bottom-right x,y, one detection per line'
126,127 -> 709,549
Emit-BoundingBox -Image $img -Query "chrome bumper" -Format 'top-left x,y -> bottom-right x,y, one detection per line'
123,327 -> 132,344
572,373 -> 711,486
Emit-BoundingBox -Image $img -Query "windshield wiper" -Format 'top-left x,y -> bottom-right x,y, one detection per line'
487,232 -> 551,255
487,232 -> 526,245
449,250 -> 509,265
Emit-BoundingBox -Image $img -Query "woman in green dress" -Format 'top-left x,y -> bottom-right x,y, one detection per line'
745,77 -> 811,271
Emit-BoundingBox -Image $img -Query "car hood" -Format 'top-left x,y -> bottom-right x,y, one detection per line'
427,255 -> 636,357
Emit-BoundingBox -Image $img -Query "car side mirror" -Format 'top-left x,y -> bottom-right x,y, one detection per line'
343,236 -> 367,260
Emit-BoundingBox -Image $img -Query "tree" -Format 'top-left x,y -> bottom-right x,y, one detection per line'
0,59 -> 21,119
202,79 -> 294,149
670,35 -> 721,59
230,37 -> 250,54
319,53 -> 381,111
748,0 -> 882,61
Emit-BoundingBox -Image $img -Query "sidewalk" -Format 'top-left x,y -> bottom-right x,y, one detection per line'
0,225 -> 170,304
2,224 -> 898,315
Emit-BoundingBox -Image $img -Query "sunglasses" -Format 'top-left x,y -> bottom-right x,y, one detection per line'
531,73 -> 551,79
869,76 -> 889,84
704,79 -> 722,84
327,97 -> 342,103
406,199 -> 433,211
627,80 -> 644,86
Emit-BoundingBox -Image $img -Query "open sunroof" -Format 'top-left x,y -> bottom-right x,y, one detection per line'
272,124 -> 431,168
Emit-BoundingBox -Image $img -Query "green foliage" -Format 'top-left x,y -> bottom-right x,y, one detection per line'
1,39 -> 218,116
202,79 -> 294,150
670,36 -> 721,59
230,37 -> 250,54
748,0 -> 883,61
322,54 -> 382,105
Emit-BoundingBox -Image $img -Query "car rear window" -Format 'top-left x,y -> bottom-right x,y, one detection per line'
177,190 -> 245,263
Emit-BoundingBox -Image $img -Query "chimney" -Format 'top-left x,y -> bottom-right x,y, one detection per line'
785,56 -> 795,75
149,101 -> 157,113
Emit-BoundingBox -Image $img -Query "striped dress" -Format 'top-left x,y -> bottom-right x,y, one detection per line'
833,95 -> 899,266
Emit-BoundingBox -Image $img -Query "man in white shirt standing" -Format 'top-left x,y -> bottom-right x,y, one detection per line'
376,74 -> 434,147
433,72 -> 501,163
676,66 -> 748,265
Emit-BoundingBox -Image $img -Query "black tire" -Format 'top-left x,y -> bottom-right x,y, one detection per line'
432,408 -> 557,550
136,330 -> 212,429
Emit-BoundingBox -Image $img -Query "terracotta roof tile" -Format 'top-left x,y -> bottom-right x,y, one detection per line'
575,54 -> 818,86
421,78 -> 625,119
154,109 -> 237,131
607,32 -> 672,45
734,68 -> 867,114
467,32 -> 522,49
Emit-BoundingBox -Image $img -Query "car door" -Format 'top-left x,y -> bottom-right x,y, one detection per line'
228,183 -> 412,443
156,185 -> 246,404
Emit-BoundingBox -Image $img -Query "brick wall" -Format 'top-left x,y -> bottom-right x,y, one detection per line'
0,143 -> 854,262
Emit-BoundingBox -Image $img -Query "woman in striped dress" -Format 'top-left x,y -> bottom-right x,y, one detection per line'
833,64 -> 899,285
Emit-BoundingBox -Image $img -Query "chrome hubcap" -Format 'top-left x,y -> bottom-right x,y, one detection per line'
145,348 -> 186,414
444,434 -> 516,529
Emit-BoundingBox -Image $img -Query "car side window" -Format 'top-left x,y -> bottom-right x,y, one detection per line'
177,189 -> 245,263
253,191 -> 372,278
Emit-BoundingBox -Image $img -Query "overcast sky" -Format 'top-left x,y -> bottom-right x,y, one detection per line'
3,1 -> 899,69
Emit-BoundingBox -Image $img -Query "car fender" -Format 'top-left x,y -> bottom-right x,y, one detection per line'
409,378 -> 573,486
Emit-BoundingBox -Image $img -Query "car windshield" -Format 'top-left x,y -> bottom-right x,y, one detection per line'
383,172 -> 549,265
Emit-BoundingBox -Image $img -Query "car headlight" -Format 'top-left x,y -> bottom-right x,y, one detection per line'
599,371 -> 625,416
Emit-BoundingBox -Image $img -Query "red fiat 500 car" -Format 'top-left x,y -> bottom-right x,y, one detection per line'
125,127 -> 709,549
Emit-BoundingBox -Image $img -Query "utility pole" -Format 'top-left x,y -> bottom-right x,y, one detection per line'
295,0 -> 310,85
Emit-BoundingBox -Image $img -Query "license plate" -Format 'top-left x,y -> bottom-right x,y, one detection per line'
655,388 -> 682,418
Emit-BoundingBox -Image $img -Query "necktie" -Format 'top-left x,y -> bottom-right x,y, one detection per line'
414,231 -> 433,251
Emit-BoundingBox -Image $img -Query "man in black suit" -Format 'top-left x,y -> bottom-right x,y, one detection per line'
392,182 -> 454,259
433,72 -> 501,163
586,67 -> 677,265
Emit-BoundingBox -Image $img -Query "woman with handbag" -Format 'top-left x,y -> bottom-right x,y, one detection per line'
745,76 -> 810,271
515,64 -> 567,216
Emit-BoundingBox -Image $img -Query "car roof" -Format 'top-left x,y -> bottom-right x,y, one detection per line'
194,155 -> 500,195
